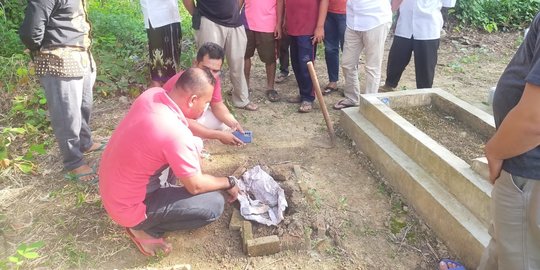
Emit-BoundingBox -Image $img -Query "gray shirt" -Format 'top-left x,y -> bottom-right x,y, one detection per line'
493,12 -> 540,180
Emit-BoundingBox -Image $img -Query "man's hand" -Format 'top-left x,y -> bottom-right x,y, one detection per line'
274,25 -> 282,40
218,131 -> 245,146
226,119 -> 244,133
486,153 -> 503,184
226,185 -> 240,203
312,26 -> 324,45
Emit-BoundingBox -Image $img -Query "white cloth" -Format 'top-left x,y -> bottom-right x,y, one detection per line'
237,166 -> 288,226
346,0 -> 392,31
140,0 -> 181,29
395,0 -> 456,40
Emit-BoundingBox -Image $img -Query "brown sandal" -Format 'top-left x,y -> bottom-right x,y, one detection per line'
238,102 -> 258,111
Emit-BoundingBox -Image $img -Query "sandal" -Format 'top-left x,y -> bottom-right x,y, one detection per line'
298,101 -> 313,113
265,89 -> 281,102
237,102 -> 258,111
64,164 -> 99,185
84,140 -> 108,155
275,72 -> 289,83
287,95 -> 302,104
322,85 -> 338,95
333,99 -> 358,110
125,228 -> 171,256
438,259 -> 466,270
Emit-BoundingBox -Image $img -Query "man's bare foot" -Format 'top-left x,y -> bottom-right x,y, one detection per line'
439,259 -> 465,270
127,228 -> 172,256
70,164 -> 98,183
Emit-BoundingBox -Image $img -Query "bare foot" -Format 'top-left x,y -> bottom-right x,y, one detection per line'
70,164 -> 98,182
439,261 -> 461,270
128,228 -> 172,256
325,82 -> 337,89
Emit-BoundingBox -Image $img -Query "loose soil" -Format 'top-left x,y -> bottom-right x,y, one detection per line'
394,105 -> 488,164
0,29 -> 520,269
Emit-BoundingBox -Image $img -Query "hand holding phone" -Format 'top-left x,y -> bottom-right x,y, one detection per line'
232,130 -> 252,143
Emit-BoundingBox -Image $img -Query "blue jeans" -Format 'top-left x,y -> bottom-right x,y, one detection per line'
132,186 -> 225,238
290,35 -> 317,102
324,12 -> 346,83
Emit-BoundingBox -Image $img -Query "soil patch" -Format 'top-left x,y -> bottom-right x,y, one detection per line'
394,105 -> 488,163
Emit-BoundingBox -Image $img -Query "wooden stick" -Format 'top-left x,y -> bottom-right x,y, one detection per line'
307,61 -> 336,146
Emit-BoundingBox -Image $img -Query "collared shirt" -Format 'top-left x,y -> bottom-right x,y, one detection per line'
395,0 -> 457,40
20,0 -> 94,77
99,87 -> 202,227
346,0 -> 392,32
140,0 -> 181,29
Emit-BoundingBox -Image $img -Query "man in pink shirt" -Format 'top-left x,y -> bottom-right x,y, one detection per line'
99,68 -> 240,256
163,43 -> 245,146
243,0 -> 284,102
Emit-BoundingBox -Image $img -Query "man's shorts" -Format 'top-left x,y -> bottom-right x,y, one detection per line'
245,29 -> 276,64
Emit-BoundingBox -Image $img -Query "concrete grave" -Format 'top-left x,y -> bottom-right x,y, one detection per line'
340,88 -> 495,268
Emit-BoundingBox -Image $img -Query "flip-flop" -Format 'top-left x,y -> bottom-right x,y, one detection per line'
439,259 -> 466,270
238,102 -> 258,111
333,99 -> 358,110
84,140 -> 108,155
322,86 -> 338,95
265,89 -> 281,102
125,228 -> 170,256
64,164 -> 99,185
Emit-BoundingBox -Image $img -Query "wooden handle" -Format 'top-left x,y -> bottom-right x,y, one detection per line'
307,61 -> 336,146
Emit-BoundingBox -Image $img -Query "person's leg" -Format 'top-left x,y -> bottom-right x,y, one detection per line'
39,75 -> 88,172
133,186 -> 225,237
384,35 -> 413,88
413,38 -> 439,89
244,29 -> 256,90
196,108 -> 229,131
226,25 -> 253,109
341,27 -> 364,104
278,34 -> 290,76
477,170 -> 540,270
324,12 -> 340,88
255,32 -> 278,92
78,64 -> 96,153
362,22 -> 390,94
294,36 -> 316,103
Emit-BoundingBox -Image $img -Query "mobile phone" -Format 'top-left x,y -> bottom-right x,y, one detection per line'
232,130 -> 252,143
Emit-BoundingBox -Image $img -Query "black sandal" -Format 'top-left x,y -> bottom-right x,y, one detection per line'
266,89 -> 281,102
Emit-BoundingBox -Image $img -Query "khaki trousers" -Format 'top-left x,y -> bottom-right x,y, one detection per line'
341,23 -> 390,104
477,170 -> 540,270
196,16 -> 250,107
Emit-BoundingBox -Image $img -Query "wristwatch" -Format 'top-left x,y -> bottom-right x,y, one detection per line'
226,176 -> 236,190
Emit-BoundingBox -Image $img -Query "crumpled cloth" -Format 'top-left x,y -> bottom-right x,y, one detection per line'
237,165 -> 288,226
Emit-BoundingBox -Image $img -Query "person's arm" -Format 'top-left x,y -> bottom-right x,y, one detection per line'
179,173 -> 239,202
391,0 -> 403,12
187,118 -> 244,145
485,82 -> 540,182
274,0 -> 284,39
182,0 -> 195,15
312,0 -> 329,45
19,0 -> 55,51
211,101 -> 244,132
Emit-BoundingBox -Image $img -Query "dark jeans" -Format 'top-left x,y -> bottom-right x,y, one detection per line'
278,34 -> 291,75
324,12 -> 346,83
290,35 -> 317,102
132,186 -> 225,238
385,35 -> 440,89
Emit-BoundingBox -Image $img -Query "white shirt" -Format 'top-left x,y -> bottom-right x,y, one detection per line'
140,0 -> 181,29
395,0 -> 456,40
346,0 -> 392,31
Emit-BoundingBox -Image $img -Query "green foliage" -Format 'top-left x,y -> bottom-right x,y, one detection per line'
454,0 -> 540,32
0,0 -> 26,57
0,241 -> 44,270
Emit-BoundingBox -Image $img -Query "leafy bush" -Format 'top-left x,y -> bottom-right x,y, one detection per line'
0,0 -> 26,57
454,0 -> 540,32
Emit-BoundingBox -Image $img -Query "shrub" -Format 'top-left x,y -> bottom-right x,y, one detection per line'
454,0 -> 540,32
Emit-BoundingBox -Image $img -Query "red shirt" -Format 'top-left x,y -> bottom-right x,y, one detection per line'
99,88 -> 202,227
163,71 -> 222,104
285,0 -> 320,36
328,0 -> 346,14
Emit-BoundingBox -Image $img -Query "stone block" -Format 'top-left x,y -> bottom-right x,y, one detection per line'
246,235 -> 280,257
229,208 -> 243,231
293,165 -> 302,178
241,221 -> 253,253
471,157 -> 489,181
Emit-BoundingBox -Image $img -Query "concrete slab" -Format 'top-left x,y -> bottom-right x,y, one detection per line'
246,235 -> 280,257
358,89 -> 493,226
341,108 -> 489,269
